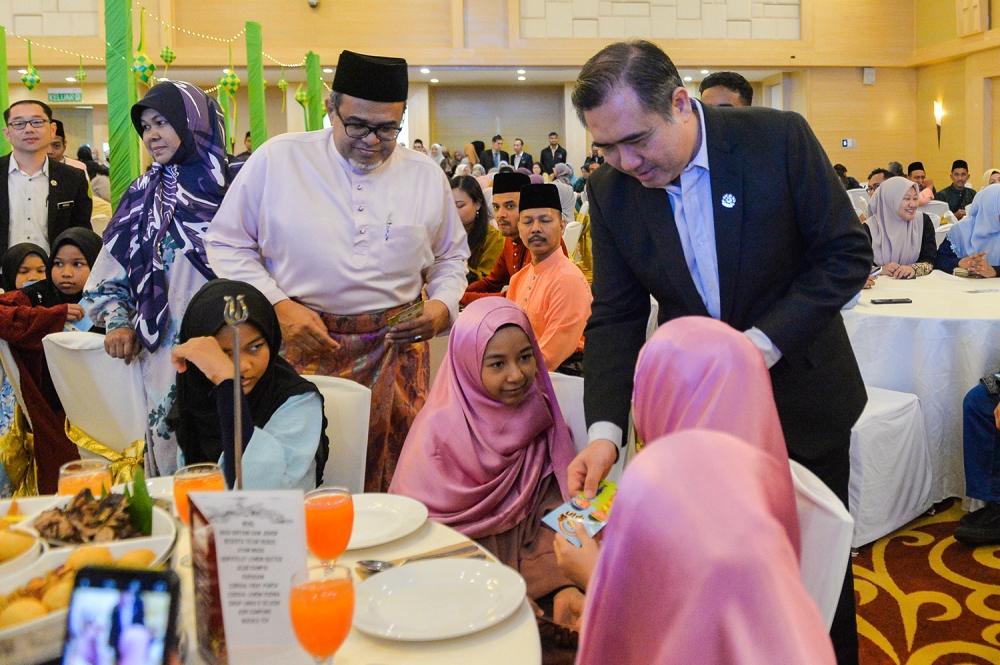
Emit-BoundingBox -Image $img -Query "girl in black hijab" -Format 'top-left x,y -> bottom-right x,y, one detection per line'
23,228 -> 103,309
170,280 -> 328,489
1,243 -> 48,292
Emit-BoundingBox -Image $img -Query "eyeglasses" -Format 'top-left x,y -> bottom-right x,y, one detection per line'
333,108 -> 402,141
866,182 -> 882,194
7,119 -> 49,130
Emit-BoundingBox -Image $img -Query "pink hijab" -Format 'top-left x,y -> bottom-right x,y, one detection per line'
865,176 -> 923,266
632,316 -> 800,555
576,430 -> 836,665
388,299 -> 576,539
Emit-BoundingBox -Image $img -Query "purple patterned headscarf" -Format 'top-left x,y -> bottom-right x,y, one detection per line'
104,80 -> 238,352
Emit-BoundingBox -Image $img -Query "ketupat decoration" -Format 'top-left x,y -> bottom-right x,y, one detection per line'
295,83 -> 309,129
21,41 -> 40,91
278,67 -> 288,112
217,43 -> 240,152
75,55 -> 87,83
131,8 -> 156,85
159,45 -> 175,71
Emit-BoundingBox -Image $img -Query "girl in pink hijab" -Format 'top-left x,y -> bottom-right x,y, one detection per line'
555,317 -> 799,587
864,176 -> 937,279
575,430 -> 836,665
389,298 -> 578,600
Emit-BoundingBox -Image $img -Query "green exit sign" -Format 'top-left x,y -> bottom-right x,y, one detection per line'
48,88 -> 83,103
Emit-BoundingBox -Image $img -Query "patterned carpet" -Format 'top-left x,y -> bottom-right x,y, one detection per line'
854,499 -> 1000,664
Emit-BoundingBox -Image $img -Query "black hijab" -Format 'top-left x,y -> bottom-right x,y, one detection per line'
22,228 -> 103,307
1,243 -> 48,292
131,82 -> 197,165
173,279 -> 329,486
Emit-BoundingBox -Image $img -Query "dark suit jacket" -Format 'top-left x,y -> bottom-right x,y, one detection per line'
540,146 -> 567,175
511,151 -> 533,172
479,150 -> 510,171
0,154 -> 92,257
584,104 -> 872,459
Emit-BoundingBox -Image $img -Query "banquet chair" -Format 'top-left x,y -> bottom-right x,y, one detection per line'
304,375 -> 370,494
917,200 -> 950,219
563,221 -> 584,256
548,372 -> 623,483
578,201 -> 589,218
935,222 -> 952,248
789,459 -> 854,630
42,332 -> 147,471
847,188 -> 869,210
849,386 -> 932,547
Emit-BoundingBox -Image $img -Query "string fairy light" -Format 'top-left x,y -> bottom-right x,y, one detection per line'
5,30 -> 104,61
263,52 -> 306,68
135,2 -> 245,44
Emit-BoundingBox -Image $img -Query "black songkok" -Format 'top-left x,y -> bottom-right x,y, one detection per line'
332,50 -> 408,103
907,161 -> 925,174
518,184 -> 562,212
493,172 -> 531,195
952,160 -> 969,172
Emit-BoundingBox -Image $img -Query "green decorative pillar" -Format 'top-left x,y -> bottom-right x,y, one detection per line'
104,0 -> 140,208
0,29 -> 10,156
218,88 -> 232,151
306,51 -> 323,131
245,22 -> 267,150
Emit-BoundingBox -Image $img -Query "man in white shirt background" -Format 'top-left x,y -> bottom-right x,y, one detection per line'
511,138 -> 533,172
206,50 -> 469,492
0,100 -> 92,257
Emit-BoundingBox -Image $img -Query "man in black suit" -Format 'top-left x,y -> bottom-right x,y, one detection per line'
479,135 -> 509,171
0,100 -> 91,257
569,41 -> 870,664
510,138 -> 533,172
539,131 -> 567,175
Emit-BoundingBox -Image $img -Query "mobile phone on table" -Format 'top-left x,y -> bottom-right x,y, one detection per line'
870,298 -> 912,305
61,566 -> 181,665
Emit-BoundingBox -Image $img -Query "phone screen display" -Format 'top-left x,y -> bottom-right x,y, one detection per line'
61,569 -> 177,665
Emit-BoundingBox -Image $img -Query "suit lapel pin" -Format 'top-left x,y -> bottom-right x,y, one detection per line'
721,193 -> 736,209
50,180 -> 57,186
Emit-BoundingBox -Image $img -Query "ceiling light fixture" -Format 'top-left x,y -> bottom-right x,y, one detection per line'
683,76 -> 692,82
518,76 -> 526,81
65,77 -> 76,82
700,69 -> 709,74
223,68 -> 230,74
322,68 -> 333,73
430,78 -> 439,83
517,69 -> 525,74
17,69 -> 26,74
420,68 -> 430,74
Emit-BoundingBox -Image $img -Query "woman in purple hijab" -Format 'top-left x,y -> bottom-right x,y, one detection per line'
390,298 -> 578,601
83,81 -> 240,476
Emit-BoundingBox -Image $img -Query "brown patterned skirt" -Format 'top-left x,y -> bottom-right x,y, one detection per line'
284,302 -> 430,493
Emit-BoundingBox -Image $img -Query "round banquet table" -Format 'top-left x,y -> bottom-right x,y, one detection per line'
176,508 -> 542,665
842,271 -> 1000,503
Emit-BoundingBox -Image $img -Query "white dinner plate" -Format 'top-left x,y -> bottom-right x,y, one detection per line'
345,493 -> 428,550
0,496 -> 63,525
354,559 -> 526,641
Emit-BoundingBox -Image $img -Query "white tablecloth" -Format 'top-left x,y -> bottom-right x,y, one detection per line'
842,271 -> 1000,502
177,516 -> 541,665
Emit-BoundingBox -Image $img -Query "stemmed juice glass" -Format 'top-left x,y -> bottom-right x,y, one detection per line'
173,463 -> 226,527
289,565 -> 354,664
58,460 -> 113,497
304,487 -> 354,563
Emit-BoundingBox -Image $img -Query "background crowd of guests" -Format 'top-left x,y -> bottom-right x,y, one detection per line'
2,41 -> 1000,665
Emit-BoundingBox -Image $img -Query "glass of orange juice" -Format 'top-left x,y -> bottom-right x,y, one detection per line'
58,460 -> 113,497
289,565 -> 354,664
304,487 -> 354,563
173,463 -> 226,527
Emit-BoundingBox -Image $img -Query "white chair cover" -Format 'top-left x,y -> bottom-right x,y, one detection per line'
789,459 -> 854,630
849,386 -> 932,547
563,221 -> 584,256
917,200 -> 951,219
42,332 -> 146,456
548,372 -> 623,484
303,375 -> 370,494
578,201 -> 589,218
847,188 -> 869,210
935,222 -> 952,248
